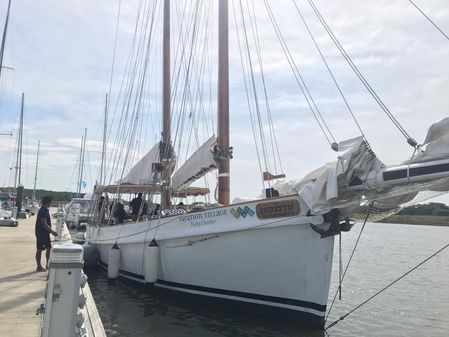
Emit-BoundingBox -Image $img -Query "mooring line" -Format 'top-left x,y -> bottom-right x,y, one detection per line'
325,201 -> 374,322
325,242 -> 449,330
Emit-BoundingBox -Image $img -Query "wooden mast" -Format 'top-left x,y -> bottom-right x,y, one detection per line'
161,0 -> 171,208
217,0 -> 230,205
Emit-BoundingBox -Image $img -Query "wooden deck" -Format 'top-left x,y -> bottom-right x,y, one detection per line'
0,210 -> 106,337
0,213 -> 46,336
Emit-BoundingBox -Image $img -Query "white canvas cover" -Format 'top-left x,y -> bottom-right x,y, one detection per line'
406,117 -> 449,164
172,136 -> 217,191
273,137 -> 383,214
273,118 -> 449,216
119,143 -> 160,184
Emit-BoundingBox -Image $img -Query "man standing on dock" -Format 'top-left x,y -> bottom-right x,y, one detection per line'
35,196 -> 57,272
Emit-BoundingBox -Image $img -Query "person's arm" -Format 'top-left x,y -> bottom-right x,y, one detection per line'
40,217 -> 57,236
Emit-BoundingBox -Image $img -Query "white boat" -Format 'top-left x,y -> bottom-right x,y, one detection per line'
66,197 -> 93,228
86,0 -> 449,329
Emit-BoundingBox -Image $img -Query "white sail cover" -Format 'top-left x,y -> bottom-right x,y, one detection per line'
172,136 -> 217,191
273,118 -> 449,216
119,143 -> 161,184
273,137 -> 383,214
406,117 -> 449,164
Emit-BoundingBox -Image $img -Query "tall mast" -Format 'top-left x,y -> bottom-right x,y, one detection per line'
0,0 -> 12,81
77,128 -> 87,197
217,0 -> 230,205
100,93 -> 108,185
32,140 -> 40,200
14,93 -> 24,189
77,135 -> 83,196
161,0 -> 171,208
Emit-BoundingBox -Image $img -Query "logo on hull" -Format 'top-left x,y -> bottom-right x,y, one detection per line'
230,206 -> 255,219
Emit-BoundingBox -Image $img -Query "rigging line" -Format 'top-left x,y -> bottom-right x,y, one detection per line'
172,1 -> 204,162
408,0 -> 449,42
326,241 -> 449,330
111,0 -> 155,183
292,0 -> 366,141
171,0 -> 197,122
198,0 -> 213,139
246,0 -> 281,177
113,0 -> 157,180
188,0 -> 212,147
108,0 -> 154,181
179,0 -> 210,165
325,201 -> 374,323
232,0 -> 265,183
307,0 -> 415,145
107,0 -> 123,111
106,0 -> 145,151
106,0 -> 148,182
239,0 -> 272,174
173,0 -> 201,156
249,0 -> 284,176
90,207 -> 306,243
263,0 -> 335,146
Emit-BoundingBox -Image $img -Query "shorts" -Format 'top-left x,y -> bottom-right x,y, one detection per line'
36,234 -> 51,250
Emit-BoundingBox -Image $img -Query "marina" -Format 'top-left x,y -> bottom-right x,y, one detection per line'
0,0 -> 448,336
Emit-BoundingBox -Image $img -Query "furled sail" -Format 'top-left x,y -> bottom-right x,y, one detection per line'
273,118 -> 449,217
172,136 -> 217,192
119,143 -> 161,185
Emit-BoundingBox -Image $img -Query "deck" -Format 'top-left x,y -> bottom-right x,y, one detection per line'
0,210 -> 106,337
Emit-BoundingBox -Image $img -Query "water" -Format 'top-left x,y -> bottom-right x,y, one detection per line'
86,223 -> 449,337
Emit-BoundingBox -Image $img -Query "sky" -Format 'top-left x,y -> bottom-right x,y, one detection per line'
0,0 -> 448,204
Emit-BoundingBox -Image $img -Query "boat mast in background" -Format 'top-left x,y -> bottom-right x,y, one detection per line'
0,0 -> 11,81
32,140 -> 40,200
0,0 -> 14,138
217,0 -> 230,205
100,93 -> 108,185
14,93 -> 24,189
77,128 -> 87,197
161,0 -> 171,208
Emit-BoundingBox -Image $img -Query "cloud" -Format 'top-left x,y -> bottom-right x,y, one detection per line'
0,0 -> 447,205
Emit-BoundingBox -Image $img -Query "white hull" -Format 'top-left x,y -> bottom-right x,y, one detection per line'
87,195 -> 334,328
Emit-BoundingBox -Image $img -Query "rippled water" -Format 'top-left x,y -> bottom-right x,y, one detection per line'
86,223 -> 449,337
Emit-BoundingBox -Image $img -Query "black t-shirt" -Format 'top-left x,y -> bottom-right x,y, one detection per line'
130,197 -> 142,215
114,206 -> 126,223
35,207 -> 51,237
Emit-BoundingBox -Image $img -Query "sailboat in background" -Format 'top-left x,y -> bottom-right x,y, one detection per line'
23,140 -> 40,216
86,0 -> 449,329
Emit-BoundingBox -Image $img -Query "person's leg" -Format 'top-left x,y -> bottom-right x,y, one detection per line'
45,247 -> 51,269
36,249 -> 45,271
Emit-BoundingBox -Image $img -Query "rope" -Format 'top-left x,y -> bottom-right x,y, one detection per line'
249,0 -> 284,177
263,0 -> 336,146
326,241 -> 449,330
408,0 -> 449,42
107,0 -> 122,111
232,0 -> 265,185
307,0 -> 416,147
292,0 -> 367,141
238,0 -> 271,175
325,201 -> 374,322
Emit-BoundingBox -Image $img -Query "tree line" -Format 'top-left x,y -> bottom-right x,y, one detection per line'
398,202 -> 449,217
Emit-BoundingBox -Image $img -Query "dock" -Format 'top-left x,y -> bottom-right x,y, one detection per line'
0,210 -> 106,337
